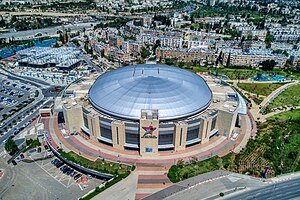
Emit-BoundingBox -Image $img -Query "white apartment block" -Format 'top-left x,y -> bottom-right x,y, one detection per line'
137,34 -> 182,48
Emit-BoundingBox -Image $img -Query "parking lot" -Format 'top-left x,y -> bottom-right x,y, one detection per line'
0,154 -> 104,200
0,75 -> 42,137
0,77 -> 32,108
36,158 -> 82,188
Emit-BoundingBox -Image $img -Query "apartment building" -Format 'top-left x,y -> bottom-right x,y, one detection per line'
242,41 -> 266,50
109,35 -> 124,48
156,47 -> 215,64
94,42 -> 109,57
271,42 -> 295,51
137,34 -> 182,48
108,48 -> 130,62
269,27 -> 300,42
223,52 -> 287,68
140,15 -> 153,28
122,40 -> 145,57
240,30 -> 268,40
186,40 -> 214,49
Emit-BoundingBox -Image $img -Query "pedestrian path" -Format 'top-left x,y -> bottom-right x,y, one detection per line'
135,166 -> 171,200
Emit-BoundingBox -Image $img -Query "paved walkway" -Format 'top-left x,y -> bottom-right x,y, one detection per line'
259,81 -> 300,113
92,170 -> 139,200
262,106 -> 300,120
135,166 -> 171,200
232,80 -> 300,122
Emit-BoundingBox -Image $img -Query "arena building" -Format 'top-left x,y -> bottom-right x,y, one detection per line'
62,64 -> 246,156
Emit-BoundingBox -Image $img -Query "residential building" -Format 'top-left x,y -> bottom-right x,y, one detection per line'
156,47 -> 215,64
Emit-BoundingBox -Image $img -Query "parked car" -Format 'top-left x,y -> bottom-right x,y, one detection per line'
67,169 -> 74,175
47,150 -> 53,156
51,159 -> 58,164
60,165 -> 67,171
62,167 -> 70,173
70,171 -> 77,177
11,160 -> 17,166
74,174 -> 82,180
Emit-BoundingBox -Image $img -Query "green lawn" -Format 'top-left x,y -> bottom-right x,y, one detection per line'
168,109 -> 300,182
238,83 -> 286,96
268,109 -> 300,122
215,68 -> 258,80
167,155 -> 230,183
59,150 -> 131,175
267,84 -> 300,111
169,62 -> 300,81
237,82 -> 286,105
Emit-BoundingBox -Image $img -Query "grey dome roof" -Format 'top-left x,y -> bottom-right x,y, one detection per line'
88,64 -> 212,121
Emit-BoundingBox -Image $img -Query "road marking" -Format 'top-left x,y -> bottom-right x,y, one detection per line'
78,184 -> 83,191
32,159 -> 68,188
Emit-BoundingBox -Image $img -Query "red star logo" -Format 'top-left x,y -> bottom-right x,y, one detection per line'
142,125 -> 156,136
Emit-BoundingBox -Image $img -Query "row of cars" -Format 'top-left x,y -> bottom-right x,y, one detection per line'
0,96 -> 16,107
12,117 -> 37,135
4,80 -> 31,91
51,159 -> 83,180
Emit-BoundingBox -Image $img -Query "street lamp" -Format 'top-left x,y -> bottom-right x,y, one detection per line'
98,149 -> 101,159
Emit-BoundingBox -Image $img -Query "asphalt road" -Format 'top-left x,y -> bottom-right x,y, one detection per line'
227,177 -> 300,200
0,65 -> 51,87
80,54 -> 106,73
0,98 -> 54,145
0,81 -> 31,118
0,22 -> 96,39
0,66 -> 62,145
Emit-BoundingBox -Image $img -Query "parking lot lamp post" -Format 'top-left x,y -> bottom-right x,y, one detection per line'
98,149 -> 101,159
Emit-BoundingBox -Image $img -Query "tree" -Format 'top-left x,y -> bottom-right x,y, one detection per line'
226,53 -> 231,67
141,48 -> 150,59
265,31 -> 273,48
261,60 -> 276,71
153,40 -> 161,52
4,138 -> 19,155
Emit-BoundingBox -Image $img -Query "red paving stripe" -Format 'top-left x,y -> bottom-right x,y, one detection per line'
136,166 -> 169,171
51,112 -> 235,165
137,183 -> 172,188
138,175 -> 169,180
43,117 -> 59,150
135,193 -> 151,200
69,133 -> 232,165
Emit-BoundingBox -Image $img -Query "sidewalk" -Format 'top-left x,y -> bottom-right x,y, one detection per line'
92,170 -> 139,200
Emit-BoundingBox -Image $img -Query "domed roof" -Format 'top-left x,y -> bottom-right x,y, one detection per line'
88,64 -> 212,121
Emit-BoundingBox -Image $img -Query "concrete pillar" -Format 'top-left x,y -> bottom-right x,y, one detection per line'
63,105 -> 83,134
139,110 -> 159,156
216,110 -> 237,137
199,117 -> 212,144
173,121 -> 188,152
87,114 -> 100,141
111,120 -> 125,150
